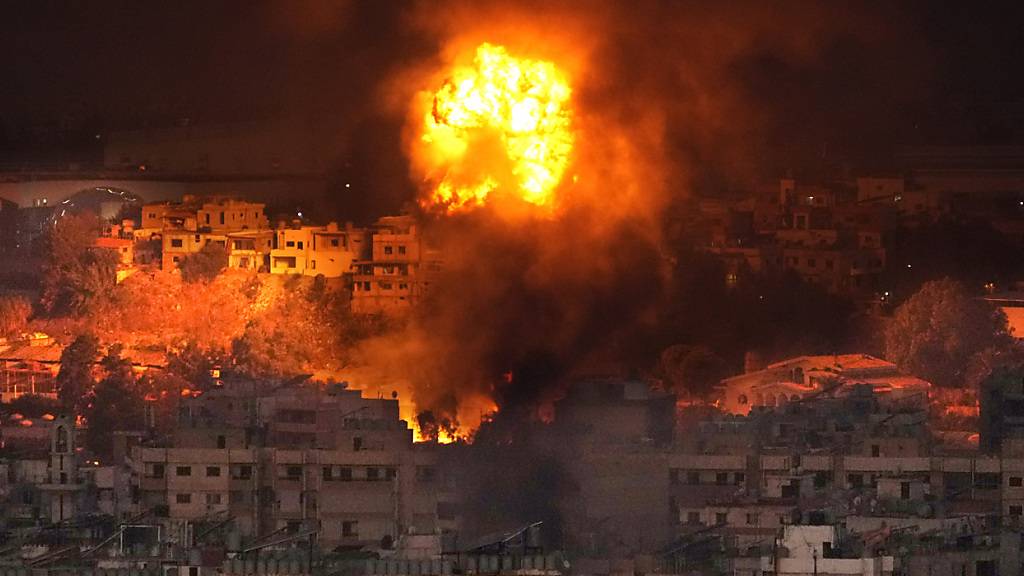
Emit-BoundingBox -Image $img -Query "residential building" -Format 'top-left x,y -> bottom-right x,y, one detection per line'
351,216 -> 442,314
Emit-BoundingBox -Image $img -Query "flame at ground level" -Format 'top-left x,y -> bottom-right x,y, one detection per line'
321,368 -> 497,444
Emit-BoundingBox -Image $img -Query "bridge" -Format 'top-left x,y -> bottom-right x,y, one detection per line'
0,169 -> 329,209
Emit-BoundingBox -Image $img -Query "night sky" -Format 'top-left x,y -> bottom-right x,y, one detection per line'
2,1 -> 1023,184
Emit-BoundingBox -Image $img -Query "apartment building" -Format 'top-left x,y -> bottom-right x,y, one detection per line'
351,216 -> 442,314
133,381 -> 457,550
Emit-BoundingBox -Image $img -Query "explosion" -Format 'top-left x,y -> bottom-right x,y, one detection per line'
418,43 -> 574,213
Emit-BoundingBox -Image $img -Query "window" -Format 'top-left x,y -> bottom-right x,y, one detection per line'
385,467 -> 397,480
715,472 -> 728,486
686,511 -> 701,524
311,260 -> 316,270
286,241 -> 295,247
219,212 -> 225,225
176,493 -> 191,504
338,467 -> 353,481
735,472 -> 746,486
176,466 -> 192,477
285,466 -> 302,480
323,466 -> 333,481
737,394 -> 748,405
715,513 -> 727,525
416,466 -> 436,483
1012,506 -> 1023,517
686,471 -> 700,485
437,501 -> 458,520
206,466 -> 221,477
205,214 -> 210,224
807,258 -> 816,268
233,465 -> 253,480
217,435 -> 226,449
297,241 -> 303,250
367,467 -> 380,481
206,493 -> 222,505
148,463 -> 165,479
171,239 -> 183,248
331,238 -> 339,247
384,246 -> 393,255
871,444 -> 880,457
353,437 -> 363,451
398,245 -> 406,255
746,513 -> 759,525
342,521 -> 358,538
848,474 -> 863,489
1011,477 -> 1023,488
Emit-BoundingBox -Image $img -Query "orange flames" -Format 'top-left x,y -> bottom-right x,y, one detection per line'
417,43 -> 574,213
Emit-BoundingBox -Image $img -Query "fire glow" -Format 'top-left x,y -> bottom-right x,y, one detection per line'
418,43 -> 574,213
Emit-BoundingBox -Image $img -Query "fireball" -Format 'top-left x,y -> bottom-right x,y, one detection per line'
419,43 -> 574,212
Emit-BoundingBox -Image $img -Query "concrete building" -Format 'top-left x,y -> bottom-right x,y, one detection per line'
351,216 -> 442,314
717,354 -> 930,416
134,381 -> 458,551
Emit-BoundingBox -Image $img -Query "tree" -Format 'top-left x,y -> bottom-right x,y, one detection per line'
179,242 -> 228,283
885,279 -> 1013,388
659,344 -> 729,398
83,345 -> 144,461
56,333 -> 99,416
41,213 -> 117,315
0,295 -> 31,337
166,341 -> 223,390
3,394 -> 62,418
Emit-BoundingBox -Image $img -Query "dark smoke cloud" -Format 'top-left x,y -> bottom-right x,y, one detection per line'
346,0 -> 929,425
343,0 -> 929,542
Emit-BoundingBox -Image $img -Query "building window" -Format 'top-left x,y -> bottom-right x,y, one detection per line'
331,238 -> 339,247
148,463 -> 165,479
746,513 -> 759,525
687,471 -> 700,485
871,445 -> 880,457
297,241 -> 304,250
171,239 -> 183,248
338,467 -> 353,481
735,472 -> 745,486
716,472 -> 728,486
176,493 -> 191,504
1011,477 -> 1023,487
366,467 -> 380,481
206,466 -> 221,477
342,521 -> 358,538
286,241 -> 295,248
206,493 -> 222,505
715,513 -> 727,525
233,465 -> 252,480
1012,506 -> 1023,517
686,511 -> 701,525
737,394 -> 748,405
398,245 -> 406,255
176,466 -> 192,477
807,258 -> 816,268
384,246 -> 393,255
416,466 -> 436,483
285,466 -> 302,480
